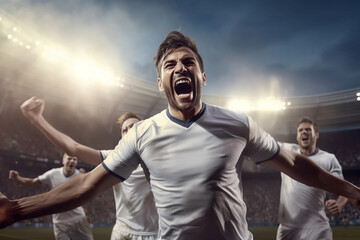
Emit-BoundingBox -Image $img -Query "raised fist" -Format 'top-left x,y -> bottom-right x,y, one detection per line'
9,170 -> 19,180
20,97 -> 45,123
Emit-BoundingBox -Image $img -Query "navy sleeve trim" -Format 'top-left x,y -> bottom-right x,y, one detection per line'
99,151 -> 105,162
101,162 -> 126,181
255,142 -> 281,165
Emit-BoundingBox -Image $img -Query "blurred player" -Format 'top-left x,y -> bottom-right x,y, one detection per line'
9,153 -> 93,240
20,98 -> 158,240
276,117 -> 349,240
1,30 -> 360,240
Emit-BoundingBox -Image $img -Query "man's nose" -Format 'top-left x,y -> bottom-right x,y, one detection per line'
174,62 -> 187,74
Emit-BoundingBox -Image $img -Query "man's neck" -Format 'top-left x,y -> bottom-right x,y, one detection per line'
300,145 -> 317,156
168,103 -> 202,122
63,168 -> 74,177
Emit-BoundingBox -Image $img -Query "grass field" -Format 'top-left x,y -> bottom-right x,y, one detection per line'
0,226 -> 360,239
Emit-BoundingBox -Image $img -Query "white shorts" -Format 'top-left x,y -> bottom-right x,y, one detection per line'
276,224 -> 332,240
53,217 -> 93,240
110,221 -> 158,240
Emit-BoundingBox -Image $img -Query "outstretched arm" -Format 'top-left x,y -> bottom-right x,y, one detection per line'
9,170 -> 40,188
262,147 -> 360,200
20,97 -> 101,166
0,165 -> 120,228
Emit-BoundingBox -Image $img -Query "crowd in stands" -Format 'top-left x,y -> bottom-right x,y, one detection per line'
243,175 -> 281,225
319,130 -> 360,168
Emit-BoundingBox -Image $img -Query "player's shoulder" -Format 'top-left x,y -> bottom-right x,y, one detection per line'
315,149 -> 340,166
130,110 -> 166,137
44,167 -> 60,174
203,103 -> 249,126
317,149 -> 336,159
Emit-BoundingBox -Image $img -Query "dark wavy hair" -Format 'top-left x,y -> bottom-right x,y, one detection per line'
153,30 -> 204,77
116,112 -> 141,138
297,116 -> 319,133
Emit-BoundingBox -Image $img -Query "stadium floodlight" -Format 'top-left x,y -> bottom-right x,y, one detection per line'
256,99 -> 285,111
7,34 -> 12,39
226,98 -> 288,112
356,92 -> 360,97
226,99 -> 252,112
72,59 -> 114,86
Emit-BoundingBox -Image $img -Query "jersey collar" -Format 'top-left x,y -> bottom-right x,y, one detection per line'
166,103 -> 206,128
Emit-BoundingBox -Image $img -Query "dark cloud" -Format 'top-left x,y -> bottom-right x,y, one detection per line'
1,0 -> 359,98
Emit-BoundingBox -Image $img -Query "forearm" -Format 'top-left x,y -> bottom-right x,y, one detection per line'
32,115 -> 78,155
264,148 -> 360,200
337,196 -> 349,210
14,177 -> 39,188
315,169 -> 359,199
13,175 -> 90,220
10,166 -> 118,223
32,116 -> 101,165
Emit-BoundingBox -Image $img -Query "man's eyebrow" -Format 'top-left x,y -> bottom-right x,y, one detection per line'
163,56 -> 196,65
163,59 -> 176,65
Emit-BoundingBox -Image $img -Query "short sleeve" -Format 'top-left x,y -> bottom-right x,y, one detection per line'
99,150 -> 112,161
245,116 -> 280,164
277,142 -> 300,152
102,127 -> 141,181
37,169 -> 53,185
329,154 -> 343,179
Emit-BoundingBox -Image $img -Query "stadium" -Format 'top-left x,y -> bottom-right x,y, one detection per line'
1,5 -> 360,240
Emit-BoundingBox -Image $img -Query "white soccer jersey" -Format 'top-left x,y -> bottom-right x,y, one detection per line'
38,167 -> 86,224
278,148 -> 343,228
100,150 -> 159,236
102,103 -> 279,240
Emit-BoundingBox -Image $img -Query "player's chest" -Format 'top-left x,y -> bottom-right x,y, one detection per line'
139,125 -> 247,179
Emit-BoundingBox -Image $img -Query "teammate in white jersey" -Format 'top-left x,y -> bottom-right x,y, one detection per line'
8,153 -> 93,240
276,117 -> 351,240
1,30 -> 360,240
19,100 -> 158,240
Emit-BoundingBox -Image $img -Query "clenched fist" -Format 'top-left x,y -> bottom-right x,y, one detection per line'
9,170 -> 19,180
20,97 -> 45,124
325,199 -> 341,214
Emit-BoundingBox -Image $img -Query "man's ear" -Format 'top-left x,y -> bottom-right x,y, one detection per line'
202,72 -> 207,86
157,77 -> 164,92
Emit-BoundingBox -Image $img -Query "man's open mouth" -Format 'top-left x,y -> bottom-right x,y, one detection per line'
302,136 -> 309,141
175,79 -> 192,96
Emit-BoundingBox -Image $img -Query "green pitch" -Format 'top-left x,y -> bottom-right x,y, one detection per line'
0,226 -> 360,239
249,226 -> 360,240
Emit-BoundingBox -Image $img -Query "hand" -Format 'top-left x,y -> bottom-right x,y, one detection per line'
325,199 -> 341,214
0,192 -> 15,228
20,97 -> 45,123
9,170 -> 19,180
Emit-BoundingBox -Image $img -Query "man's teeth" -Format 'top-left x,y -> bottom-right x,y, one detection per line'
175,79 -> 190,85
